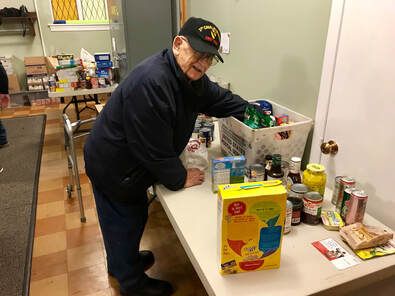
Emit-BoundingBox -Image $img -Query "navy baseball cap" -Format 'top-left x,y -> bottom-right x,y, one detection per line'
179,17 -> 223,63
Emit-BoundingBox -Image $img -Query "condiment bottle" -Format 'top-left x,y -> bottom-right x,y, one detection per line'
264,154 -> 272,181
302,163 -> 327,196
287,156 -> 302,190
267,154 -> 284,181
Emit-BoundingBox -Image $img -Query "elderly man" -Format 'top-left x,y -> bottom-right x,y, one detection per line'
84,17 -> 249,295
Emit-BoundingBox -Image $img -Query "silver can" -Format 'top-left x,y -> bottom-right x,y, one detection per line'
289,183 -> 309,200
335,176 -> 356,212
345,190 -> 368,225
331,176 -> 343,205
246,164 -> 264,182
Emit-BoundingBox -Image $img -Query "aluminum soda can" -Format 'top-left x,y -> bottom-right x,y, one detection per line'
345,190 -> 368,225
331,176 -> 343,205
340,187 -> 355,219
335,176 -> 356,212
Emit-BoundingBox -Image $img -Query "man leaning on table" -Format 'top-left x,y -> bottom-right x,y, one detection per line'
84,17 -> 251,296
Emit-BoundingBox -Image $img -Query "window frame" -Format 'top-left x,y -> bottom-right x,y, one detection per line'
48,0 -> 109,32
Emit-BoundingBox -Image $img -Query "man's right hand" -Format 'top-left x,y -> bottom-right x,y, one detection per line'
184,168 -> 205,188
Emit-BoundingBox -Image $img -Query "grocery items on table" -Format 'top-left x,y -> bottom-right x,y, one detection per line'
45,50 -> 116,93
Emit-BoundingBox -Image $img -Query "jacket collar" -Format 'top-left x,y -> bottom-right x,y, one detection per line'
164,49 -> 206,97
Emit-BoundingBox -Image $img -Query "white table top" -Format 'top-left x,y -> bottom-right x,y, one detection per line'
156,133 -> 395,295
48,84 -> 117,98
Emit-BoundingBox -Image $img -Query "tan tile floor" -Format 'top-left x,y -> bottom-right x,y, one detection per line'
1,102 -> 207,296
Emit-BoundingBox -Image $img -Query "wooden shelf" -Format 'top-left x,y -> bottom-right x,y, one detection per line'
0,12 -> 38,36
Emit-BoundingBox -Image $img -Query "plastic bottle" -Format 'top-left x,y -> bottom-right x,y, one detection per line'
287,156 -> 302,190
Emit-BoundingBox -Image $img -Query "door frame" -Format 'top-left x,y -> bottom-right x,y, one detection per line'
310,0 -> 345,163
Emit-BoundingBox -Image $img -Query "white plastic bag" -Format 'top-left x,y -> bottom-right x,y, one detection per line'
181,138 -> 209,170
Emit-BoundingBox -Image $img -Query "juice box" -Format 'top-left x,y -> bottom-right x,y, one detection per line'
211,156 -> 246,192
217,180 -> 287,274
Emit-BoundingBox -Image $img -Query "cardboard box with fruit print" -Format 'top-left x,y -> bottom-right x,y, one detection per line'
217,180 -> 287,274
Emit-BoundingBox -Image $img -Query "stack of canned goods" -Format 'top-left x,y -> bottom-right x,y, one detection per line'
194,115 -> 215,148
331,176 -> 368,225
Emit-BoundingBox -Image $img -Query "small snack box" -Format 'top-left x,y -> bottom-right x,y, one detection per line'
217,180 -> 287,274
211,156 -> 246,193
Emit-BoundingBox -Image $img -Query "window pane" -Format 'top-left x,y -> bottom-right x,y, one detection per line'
51,0 -> 79,20
80,0 -> 108,21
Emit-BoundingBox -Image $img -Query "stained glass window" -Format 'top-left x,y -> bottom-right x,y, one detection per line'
51,0 -> 108,21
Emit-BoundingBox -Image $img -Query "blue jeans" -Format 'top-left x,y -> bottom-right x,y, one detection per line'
92,184 -> 148,293
0,119 -> 7,145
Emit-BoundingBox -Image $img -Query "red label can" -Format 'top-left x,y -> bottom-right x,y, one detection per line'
345,190 -> 368,225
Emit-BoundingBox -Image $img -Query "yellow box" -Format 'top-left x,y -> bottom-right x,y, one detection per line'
217,180 -> 287,274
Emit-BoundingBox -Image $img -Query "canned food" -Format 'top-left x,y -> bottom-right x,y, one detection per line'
289,183 -> 309,200
331,176 -> 343,205
335,177 -> 356,212
345,190 -> 368,225
288,197 -> 304,225
302,164 -> 327,196
246,164 -> 264,182
302,191 -> 323,225
284,200 -> 293,234
202,122 -> 214,141
340,187 -> 355,219
199,128 -> 211,148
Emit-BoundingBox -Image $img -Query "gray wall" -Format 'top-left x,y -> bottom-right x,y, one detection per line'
188,0 -> 331,119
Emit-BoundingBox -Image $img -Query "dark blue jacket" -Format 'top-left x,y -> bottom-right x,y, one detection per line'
84,49 -> 248,202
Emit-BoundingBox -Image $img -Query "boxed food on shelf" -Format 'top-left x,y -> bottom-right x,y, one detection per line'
7,74 -> 21,93
25,65 -> 48,75
219,99 -> 313,164
217,180 -> 287,275
24,56 -> 46,66
94,52 -> 111,62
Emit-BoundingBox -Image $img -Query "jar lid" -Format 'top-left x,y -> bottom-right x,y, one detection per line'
288,197 -> 304,207
306,163 -> 325,173
304,191 -> 323,202
291,183 -> 309,193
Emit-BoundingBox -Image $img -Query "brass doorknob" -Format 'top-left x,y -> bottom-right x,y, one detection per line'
321,140 -> 338,155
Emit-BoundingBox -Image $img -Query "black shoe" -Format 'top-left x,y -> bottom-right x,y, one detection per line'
121,275 -> 174,296
139,250 -> 155,271
108,250 -> 155,276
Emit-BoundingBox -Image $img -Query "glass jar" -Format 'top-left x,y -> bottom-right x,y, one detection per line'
302,163 -> 327,196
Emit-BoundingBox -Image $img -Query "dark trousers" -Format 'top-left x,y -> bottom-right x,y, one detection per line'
92,184 -> 149,292
0,119 -> 7,145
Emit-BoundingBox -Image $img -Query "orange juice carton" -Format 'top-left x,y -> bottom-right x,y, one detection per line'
217,180 -> 287,274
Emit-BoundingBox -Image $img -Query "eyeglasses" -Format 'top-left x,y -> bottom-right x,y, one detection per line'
181,36 -> 220,66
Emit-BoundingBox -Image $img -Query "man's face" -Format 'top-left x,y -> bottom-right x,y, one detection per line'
173,36 -> 217,81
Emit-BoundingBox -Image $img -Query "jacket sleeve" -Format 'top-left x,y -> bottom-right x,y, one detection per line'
122,80 -> 187,191
198,78 -> 249,120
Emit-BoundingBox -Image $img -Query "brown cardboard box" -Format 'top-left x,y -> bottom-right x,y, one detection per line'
25,65 -> 48,75
7,74 -> 21,93
24,56 -> 46,66
46,56 -> 59,75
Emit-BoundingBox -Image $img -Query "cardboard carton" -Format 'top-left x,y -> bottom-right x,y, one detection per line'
24,56 -> 46,66
217,180 -> 287,274
7,74 -> 20,93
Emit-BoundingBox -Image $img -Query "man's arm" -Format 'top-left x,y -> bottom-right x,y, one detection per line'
198,77 -> 249,120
